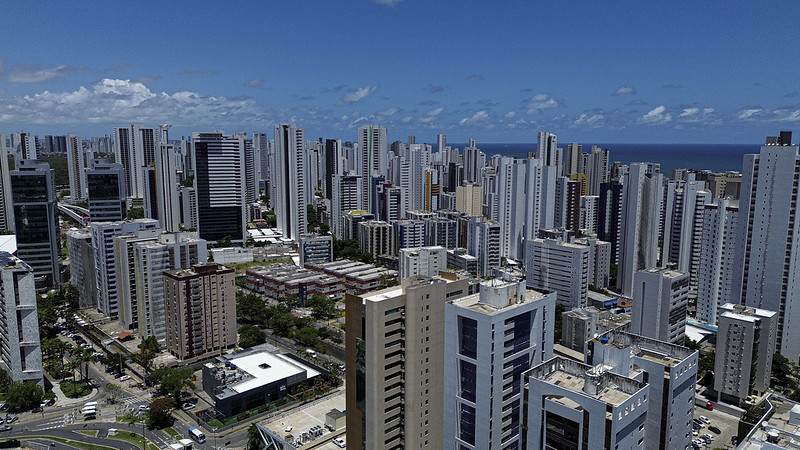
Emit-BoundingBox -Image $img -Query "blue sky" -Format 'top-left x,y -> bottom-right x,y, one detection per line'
1,1 -> 798,144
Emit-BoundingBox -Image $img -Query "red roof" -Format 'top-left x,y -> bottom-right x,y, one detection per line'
117,331 -> 134,341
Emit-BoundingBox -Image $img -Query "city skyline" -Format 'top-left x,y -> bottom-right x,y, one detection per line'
1,1 -> 799,144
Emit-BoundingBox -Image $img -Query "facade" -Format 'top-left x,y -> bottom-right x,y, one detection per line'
526,238 -> 590,309
424,216 -> 457,249
732,134 -> 800,359
443,279 -> 555,450
299,234 -> 333,267
113,124 -> 157,199
586,330 -> 698,450
86,159 -> 126,222
0,252 -> 43,386
12,132 -> 36,161
154,125 -> 182,232
0,135 -> 13,231
345,274 -> 477,450
191,132 -> 247,243
454,183 -> 482,216
524,357 -> 648,450
398,246 -> 446,281
66,229 -> 97,309
358,125 -> 388,215
630,268 -> 689,345
10,160 -> 60,291
523,157 -> 558,243
466,218 -> 501,277
561,306 -> 631,351
618,163 -> 663,296
358,220 -> 394,259
65,134 -> 86,201
331,173 -> 363,239
446,248 -> 478,276
164,263 -> 236,361
714,303 -> 778,405
493,157 -> 527,260
696,199 -> 738,324
273,124 -> 307,241
90,219 -> 160,317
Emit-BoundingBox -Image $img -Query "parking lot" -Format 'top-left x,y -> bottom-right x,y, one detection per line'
260,390 -> 346,449
692,404 -> 739,449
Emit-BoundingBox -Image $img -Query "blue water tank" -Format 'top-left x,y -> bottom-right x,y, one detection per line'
600,337 -> 609,344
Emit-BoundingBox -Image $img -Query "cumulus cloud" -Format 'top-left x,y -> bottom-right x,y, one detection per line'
573,112 -> 604,126
465,74 -> 483,81
675,107 -> 719,124
244,78 -> 264,87
459,110 -> 488,125
737,108 -> 763,120
737,107 -> 800,122
336,86 -> 377,105
613,86 -> 636,96
504,111 -> 516,118
639,105 -> 672,123
0,78 -> 268,126
526,93 -> 561,114
428,107 -> 444,116
401,116 -> 413,123
7,64 -> 86,83
379,107 -> 398,116
180,70 -> 218,77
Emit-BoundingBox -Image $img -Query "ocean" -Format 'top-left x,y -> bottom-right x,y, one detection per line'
446,143 -> 762,177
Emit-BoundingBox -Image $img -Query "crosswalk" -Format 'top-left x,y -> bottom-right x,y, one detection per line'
31,412 -> 75,431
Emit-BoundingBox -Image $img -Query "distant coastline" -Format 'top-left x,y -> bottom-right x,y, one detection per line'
443,143 -> 762,176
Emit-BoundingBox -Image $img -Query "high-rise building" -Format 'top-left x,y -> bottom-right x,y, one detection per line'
90,219 -> 160,317
345,274 -> 476,450
358,220 -> 394,259
714,303 -> 777,405
66,229 -> 97,309
324,138 -> 343,200
579,195 -> 600,235
154,125 -> 181,232
242,133 -> 258,221
0,252 -> 43,386
10,160 -> 59,291
696,199 -> 739,324
466,218 -> 501,277
732,132 -> 800,359
191,132 -> 247,243
114,124 -> 157,199
11,132 -> 36,161
661,173 -> 711,294
563,142 -> 582,176
424,216 -> 457,249
554,177 -> 581,234
586,330 -> 698,450
524,157 -> 558,243
443,278 -> 555,449
454,183 -> 482,216
524,357 -> 648,450
537,130 -> 562,175
617,163 -> 663,296
630,268 -> 688,345
398,246 -> 447,281
86,159 -> 126,222
493,157 -> 527,260
392,219 -> 425,255
65,134 -> 86,201
526,238 -> 590,309
358,125 -> 388,213
586,145 -> 610,196
0,134 -> 14,232
463,139 -> 485,185
164,263 -> 236,361
273,124 -> 307,242
331,174 -> 363,239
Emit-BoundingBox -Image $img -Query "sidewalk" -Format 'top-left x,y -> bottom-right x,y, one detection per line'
45,370 -> 99,408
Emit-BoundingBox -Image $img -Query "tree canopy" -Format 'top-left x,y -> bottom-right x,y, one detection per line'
238,325 -> 267,348
5,381 -> 44,411
146,396 -> 175,428
150,366 -> 196,401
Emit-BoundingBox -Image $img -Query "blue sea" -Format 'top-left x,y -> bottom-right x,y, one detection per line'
446,143 -> 762,176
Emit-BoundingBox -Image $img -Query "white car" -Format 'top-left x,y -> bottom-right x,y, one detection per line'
332,437 -> 346,448
119,375 -> 131,381
284,425 -> 293,433
699,415 -> 711,424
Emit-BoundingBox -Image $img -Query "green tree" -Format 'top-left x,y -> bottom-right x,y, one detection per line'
237,291 -> 266,323
215,235 -> 232,248
379,273 -> 398,289
0,370 -> 10,393
103,383 -> 123,404
127,206 -> 145,219
247,423 -> 266,450
238,325 -> 267,348
293,326 -> 319,348
150,366 -> 196,401
608,263 -> 618,288
5,381 -> 44,411
306,294 -> 337,320
307,204 -> 319,233
134,336 -> 160,373
698,348 -> 715,375
182,175 -> 194,188
771,353 -> 798,390
271,312 -> 297,337
145,396 -> 175,429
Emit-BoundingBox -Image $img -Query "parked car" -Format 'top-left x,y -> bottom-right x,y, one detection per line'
699,415 -> 711,424
708,425 -> 721,434
0,425 -> 12,432
119,375 -> 131,382
32,407 -> 43,413
332,437 -> 346,448
6,416 -> 17,424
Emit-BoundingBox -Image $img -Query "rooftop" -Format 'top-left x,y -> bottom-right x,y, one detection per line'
210,351 -> 320,399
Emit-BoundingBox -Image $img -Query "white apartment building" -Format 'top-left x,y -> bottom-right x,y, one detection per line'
525,238 -> 590,309
398,246 -> 447,281
696,199 -> 738,324
65,133 -> 86,201
273,124 -> 307,242
0,252 -> 43,386
443,279 -> 555,449
631,268 -> 689,345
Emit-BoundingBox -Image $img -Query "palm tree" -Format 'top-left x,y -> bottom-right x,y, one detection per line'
246,423 -> 265,450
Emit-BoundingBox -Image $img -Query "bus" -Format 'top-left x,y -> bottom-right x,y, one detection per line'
82,407 -> 96,419
188,427 -> 205,444
84,402 -> 98,408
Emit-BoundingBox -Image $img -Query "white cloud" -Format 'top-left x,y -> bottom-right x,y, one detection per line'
504,111 -> 516,118
676,107 -> 717,124
459,110 -> 489,125
737,108 -> 762,120
639,105 -> 672,124
401,116 -> 413,123
7,64 -> 85,83
526,93 -> 561,114
428,107 -> 444,116
613,86 -> 636,96
0,78 -> 268,126
379,107 -> 398,116
244,78 -> 264,87
573,112 -> 604,126
337,86 -> 377,105
737,107 -> 800,123
374,0 -> 402,5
